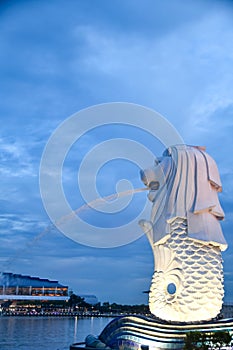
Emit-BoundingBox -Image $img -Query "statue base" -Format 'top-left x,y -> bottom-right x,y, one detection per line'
97,315 -> 233,350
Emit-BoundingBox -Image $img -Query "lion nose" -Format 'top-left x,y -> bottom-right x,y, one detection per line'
140,170 -> 160,190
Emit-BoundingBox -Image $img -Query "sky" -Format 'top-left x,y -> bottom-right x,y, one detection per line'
1,0 -> 233,305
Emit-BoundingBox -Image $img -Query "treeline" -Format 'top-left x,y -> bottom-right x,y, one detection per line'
184,331 -> 232,350
68,294 -> 149,314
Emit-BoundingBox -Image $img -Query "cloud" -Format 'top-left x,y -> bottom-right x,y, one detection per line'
1,0 -> 233,304
0,137 -> 37,177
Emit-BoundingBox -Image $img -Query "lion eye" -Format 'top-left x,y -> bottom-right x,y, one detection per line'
154,159 -> 161,165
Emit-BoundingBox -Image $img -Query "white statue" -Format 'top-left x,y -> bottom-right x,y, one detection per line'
139,145 -> 227,323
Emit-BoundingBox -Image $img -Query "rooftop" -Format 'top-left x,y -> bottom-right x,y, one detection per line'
0,272 -> 68,288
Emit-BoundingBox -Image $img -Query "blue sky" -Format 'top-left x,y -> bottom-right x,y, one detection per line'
1,0 -> 233,304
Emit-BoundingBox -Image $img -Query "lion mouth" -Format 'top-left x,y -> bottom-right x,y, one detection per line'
149,181 -> 160,190
140,170 -> 160,190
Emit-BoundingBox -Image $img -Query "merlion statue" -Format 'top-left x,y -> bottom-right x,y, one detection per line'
139,145 -> 227,323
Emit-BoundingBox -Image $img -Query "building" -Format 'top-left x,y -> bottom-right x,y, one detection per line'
0,272 -> 68,301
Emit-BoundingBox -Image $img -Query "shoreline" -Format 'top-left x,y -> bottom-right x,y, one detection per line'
0,312 -> 136,318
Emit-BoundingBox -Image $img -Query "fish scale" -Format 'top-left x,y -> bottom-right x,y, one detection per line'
149,217 -> 224,322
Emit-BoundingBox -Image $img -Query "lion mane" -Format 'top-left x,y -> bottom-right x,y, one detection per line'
141,145 -> 227,251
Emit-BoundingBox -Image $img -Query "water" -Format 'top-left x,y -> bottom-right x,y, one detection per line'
0,316 -> 114,350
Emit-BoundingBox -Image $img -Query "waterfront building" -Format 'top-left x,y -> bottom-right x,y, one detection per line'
0,272 -> 98,306
0,272 -> 68,301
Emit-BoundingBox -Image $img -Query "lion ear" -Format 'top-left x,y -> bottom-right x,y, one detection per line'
193,145 -> 206,152
163,147 -> 172,156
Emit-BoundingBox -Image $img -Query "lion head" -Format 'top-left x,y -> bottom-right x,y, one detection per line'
139,145 -> 227,251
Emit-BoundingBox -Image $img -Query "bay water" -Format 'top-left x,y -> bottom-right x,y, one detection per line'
0,316 -> 114,350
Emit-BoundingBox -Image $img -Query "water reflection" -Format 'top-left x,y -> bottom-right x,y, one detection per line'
0,316 -> 113,350
74,316 -> 78,340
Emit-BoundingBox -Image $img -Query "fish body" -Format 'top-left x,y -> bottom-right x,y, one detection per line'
149,217 -> 223,322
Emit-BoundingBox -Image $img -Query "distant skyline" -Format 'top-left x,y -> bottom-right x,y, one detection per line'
1,0 -> 233,304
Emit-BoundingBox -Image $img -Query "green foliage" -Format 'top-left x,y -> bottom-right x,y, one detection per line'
212,331 -> 232,349
184,330 -> 232,350
184,331 -> 209,350
99,302 -> 149,314
68,293 -> 89,308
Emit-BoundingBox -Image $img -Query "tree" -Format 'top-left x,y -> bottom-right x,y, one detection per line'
212,331 -> 232,350
184,331 -> 209,350
68,293 -> 89,308
184,331 -> 232,350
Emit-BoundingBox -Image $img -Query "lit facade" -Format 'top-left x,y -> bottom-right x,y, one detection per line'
0,272 -> 68,301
